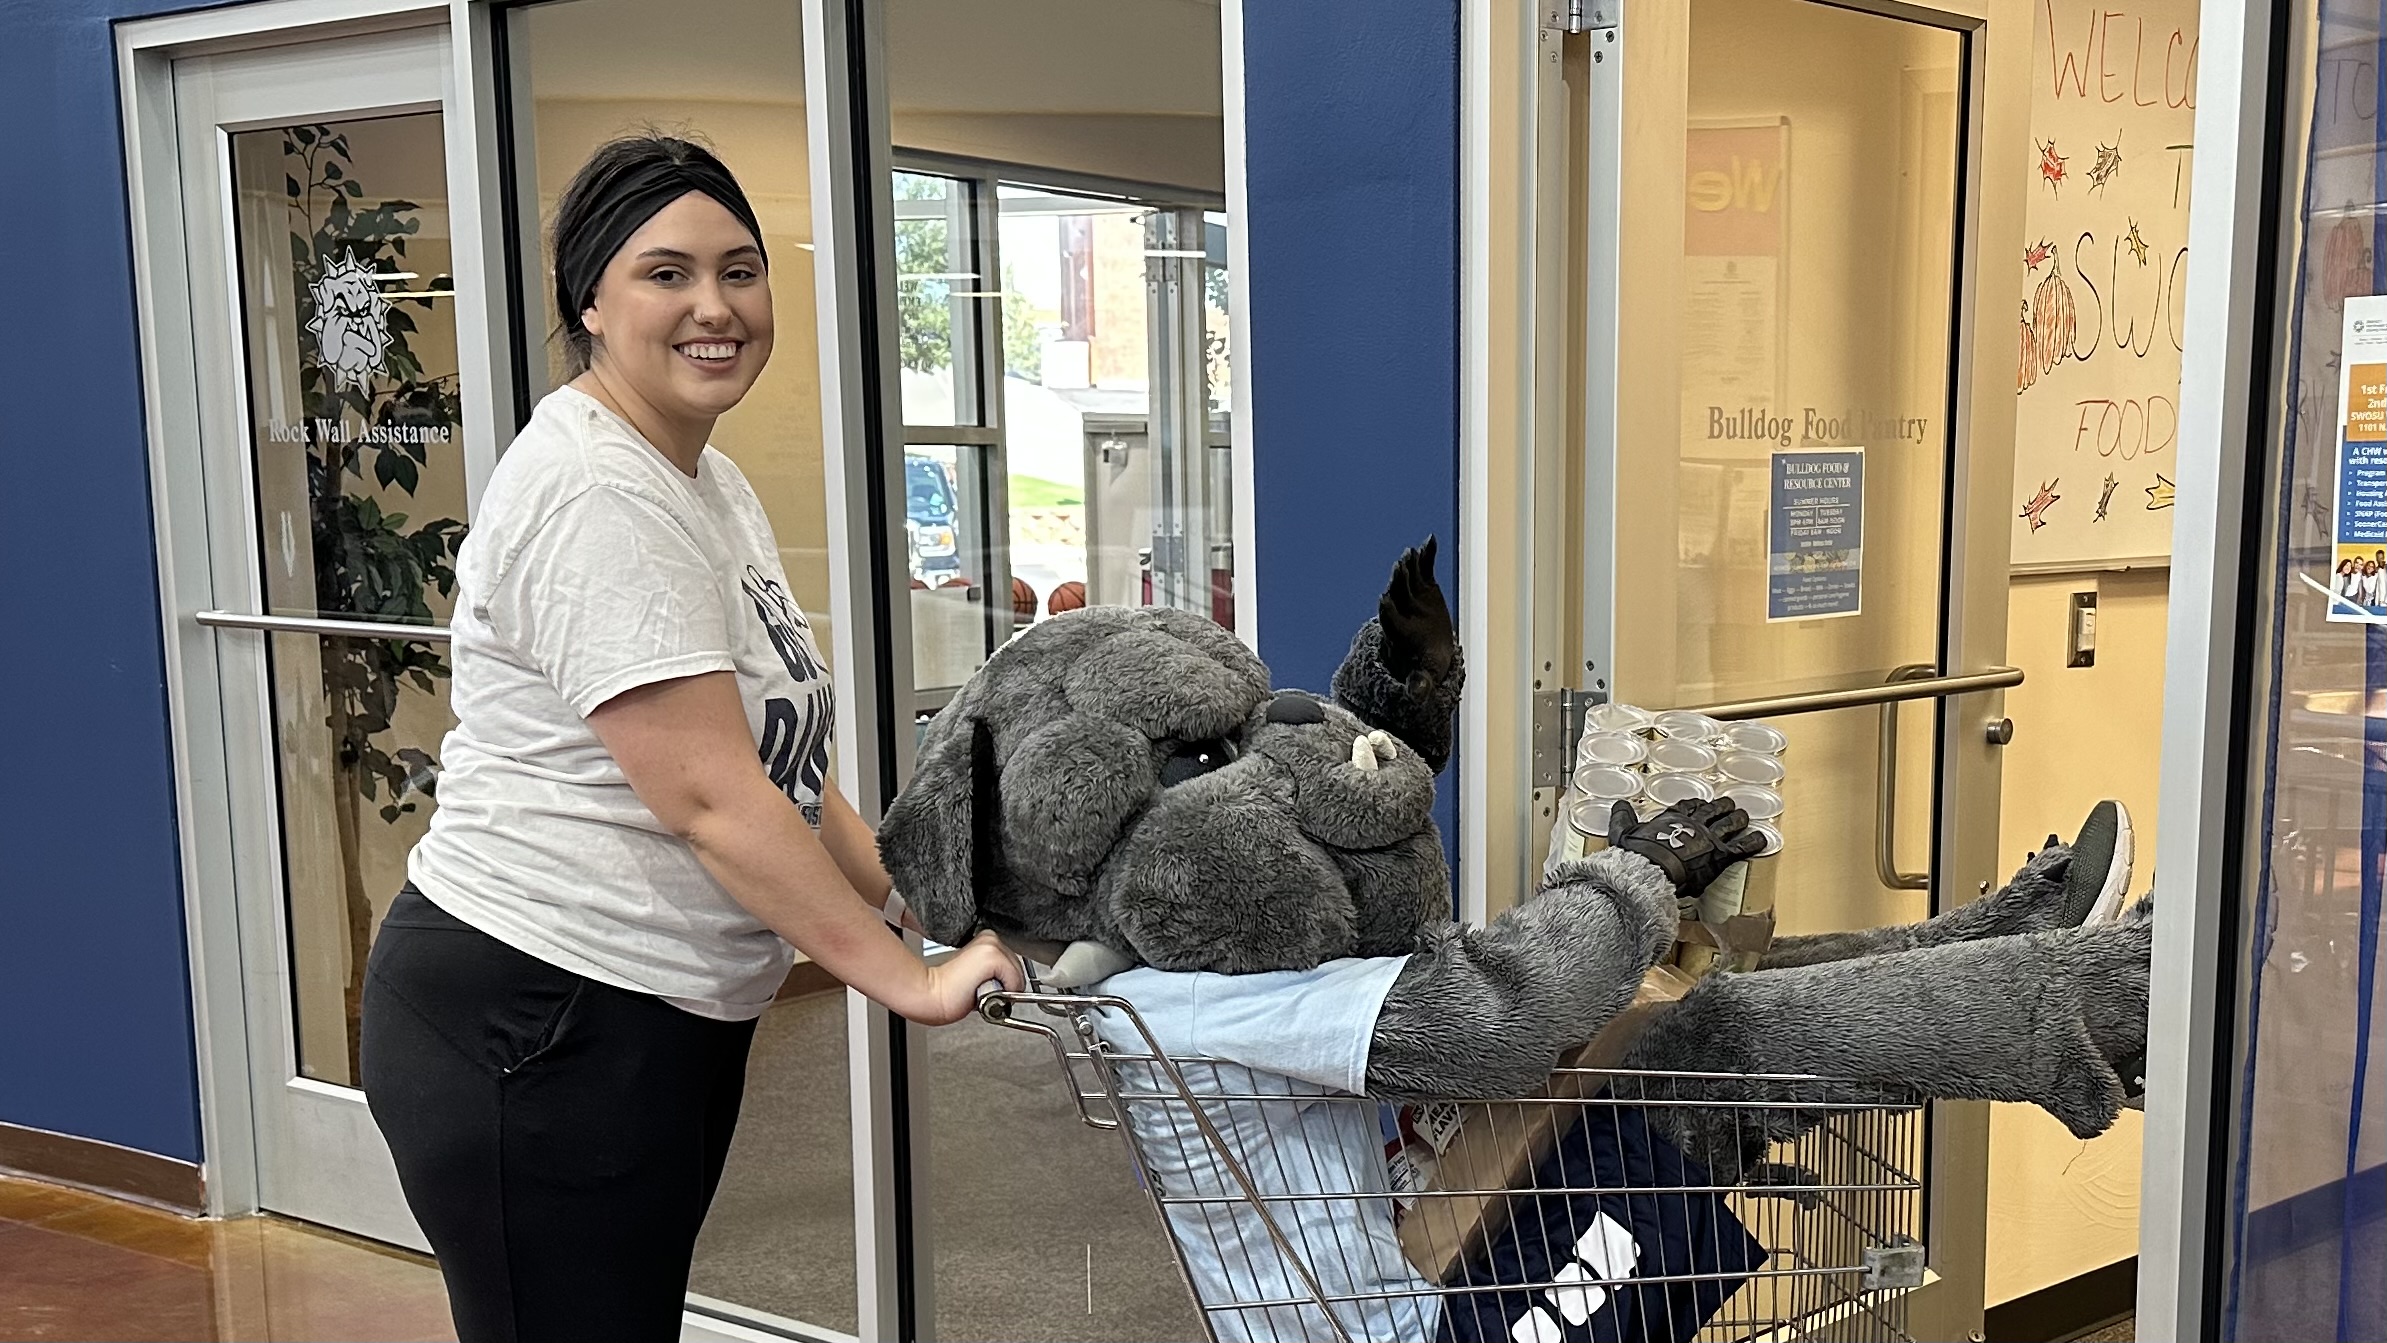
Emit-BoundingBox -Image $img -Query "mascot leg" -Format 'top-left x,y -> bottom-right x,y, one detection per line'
1758,801 -> 2131,969
1624,910 -> 2150,1182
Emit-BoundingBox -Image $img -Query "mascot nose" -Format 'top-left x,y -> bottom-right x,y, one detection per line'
1264,693 -> 1326,725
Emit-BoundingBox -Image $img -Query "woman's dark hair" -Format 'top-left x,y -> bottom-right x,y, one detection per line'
550,134 -> 767,375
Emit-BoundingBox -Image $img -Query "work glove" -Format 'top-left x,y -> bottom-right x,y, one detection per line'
1377,536 -> 1456,699
1610,797 -> 1768,902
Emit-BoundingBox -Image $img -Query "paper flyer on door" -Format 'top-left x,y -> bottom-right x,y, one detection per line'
2330,296 -> 2387,622
1766,448 -> 1864,621
2329,296 -> 2387,624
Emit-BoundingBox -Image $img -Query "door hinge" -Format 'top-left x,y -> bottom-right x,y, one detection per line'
1532,687 -> 1599,790
1550,0 -> 1619,33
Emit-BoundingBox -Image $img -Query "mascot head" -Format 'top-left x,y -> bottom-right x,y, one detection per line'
878,605 -> 1448,978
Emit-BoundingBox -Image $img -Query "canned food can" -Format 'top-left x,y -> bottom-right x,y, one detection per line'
1720,721 -> 1788,756
1645,738 -> 1719,776
1572,764 -> 1644,806
1717,751 -> 1787,788
1576,732 -> 1650,769
1725,784 -> 1785,822
1738,821 -> 1786,914
1653,709 -> 1725,742
1643,772 -> 1717,810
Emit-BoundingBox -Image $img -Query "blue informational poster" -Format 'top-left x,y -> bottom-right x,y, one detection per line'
1767,449 -> 1865,621
2329,296 -> 2387,622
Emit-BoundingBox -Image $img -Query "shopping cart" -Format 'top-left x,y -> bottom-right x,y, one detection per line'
981,986 -> 1928,1343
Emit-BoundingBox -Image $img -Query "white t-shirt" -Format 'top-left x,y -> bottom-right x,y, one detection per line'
407,385 -> 832,1020
1083,958 -> 1442,1343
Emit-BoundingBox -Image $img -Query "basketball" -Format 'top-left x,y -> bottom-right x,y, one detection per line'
1047,580 -> 1087,614
1011,576 -> 1039,618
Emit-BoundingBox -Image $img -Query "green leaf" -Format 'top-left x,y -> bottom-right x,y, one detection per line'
374,453 -> 397,489
285,174 -> 301,199
293,125 -> 317,146
324,161 -> 342,181
394,457 -> 420,495
345,181 -> 363,198
379,804 -> 402,823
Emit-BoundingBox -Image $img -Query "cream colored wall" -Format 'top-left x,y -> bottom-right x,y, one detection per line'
1983,571 -> 2169,1303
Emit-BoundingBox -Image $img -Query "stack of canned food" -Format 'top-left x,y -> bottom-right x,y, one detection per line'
1557,705 -> 1785,854
1546,702 -> 1790,972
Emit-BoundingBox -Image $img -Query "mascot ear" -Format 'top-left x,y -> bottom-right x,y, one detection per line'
878,713 -> 1000,946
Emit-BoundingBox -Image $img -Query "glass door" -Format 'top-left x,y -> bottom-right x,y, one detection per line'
170,24 -> 476,1250
883,160 -> 1230,1343
495,0 -> 861,1334
1551,0 -> 2024,1335
894,165 -> 1234,712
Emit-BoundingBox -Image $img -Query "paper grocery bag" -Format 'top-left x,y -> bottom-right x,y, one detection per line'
1393,964 -> 1699,1284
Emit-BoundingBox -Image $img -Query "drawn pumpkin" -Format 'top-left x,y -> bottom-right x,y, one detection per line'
2030,267 -> 2077,376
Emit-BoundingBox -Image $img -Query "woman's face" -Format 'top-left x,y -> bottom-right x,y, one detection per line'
581,191 -> 773,421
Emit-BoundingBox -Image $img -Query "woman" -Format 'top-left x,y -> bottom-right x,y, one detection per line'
2337,556 -> 2361,602
360,135 -> 1019,1343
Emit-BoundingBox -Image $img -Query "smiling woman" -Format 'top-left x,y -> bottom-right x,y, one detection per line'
356,135 -> 1020,1343
550,140 -> 774,468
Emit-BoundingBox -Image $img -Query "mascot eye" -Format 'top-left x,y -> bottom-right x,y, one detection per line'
1159,737 -> 1239,786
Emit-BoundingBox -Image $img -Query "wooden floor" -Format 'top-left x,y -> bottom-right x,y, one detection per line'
0,1175 -> 454,1342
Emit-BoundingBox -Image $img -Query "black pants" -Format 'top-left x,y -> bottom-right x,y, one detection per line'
360,886 -> 758,1343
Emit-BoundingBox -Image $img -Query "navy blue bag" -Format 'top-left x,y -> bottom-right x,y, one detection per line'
1438,1104 -> 1767,1343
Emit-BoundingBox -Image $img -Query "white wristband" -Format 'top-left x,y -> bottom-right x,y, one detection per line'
880,887 -> 910,929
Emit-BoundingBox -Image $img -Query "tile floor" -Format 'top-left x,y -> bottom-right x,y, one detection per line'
0,1174 -> 454,1342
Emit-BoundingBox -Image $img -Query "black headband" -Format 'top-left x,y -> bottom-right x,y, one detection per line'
553,154 -> 768,340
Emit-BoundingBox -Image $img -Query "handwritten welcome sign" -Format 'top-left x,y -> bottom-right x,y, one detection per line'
2011,0 -> 2197,568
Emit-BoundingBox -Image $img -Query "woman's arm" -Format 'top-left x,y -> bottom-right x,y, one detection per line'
819,786 -> 896,914
587,671 -> 1017,1023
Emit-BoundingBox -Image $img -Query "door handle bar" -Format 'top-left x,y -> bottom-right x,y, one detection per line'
197,610 -> 452,643
1678,665 -> 2022,722
1873,664 -> 1942,891
1680,664 -> 2024,894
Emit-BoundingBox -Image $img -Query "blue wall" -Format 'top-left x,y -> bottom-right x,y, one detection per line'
0,0 -> 203,1163
1242,2 -> 1463,843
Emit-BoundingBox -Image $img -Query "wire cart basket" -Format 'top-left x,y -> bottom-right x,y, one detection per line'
981,987 -> 1928,1343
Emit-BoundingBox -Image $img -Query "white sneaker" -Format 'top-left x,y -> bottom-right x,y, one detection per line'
2065,800 -> 2136,926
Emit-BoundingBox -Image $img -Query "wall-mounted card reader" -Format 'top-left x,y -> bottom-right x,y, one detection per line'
2068,590 -> 2098,668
